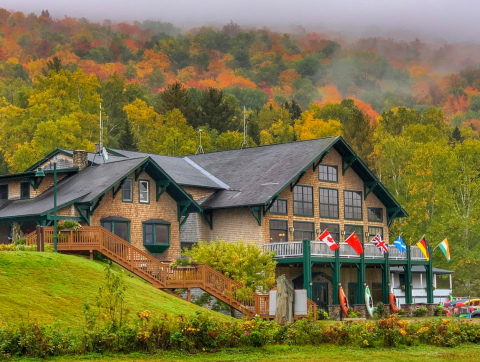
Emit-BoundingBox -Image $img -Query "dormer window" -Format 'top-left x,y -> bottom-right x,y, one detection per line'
20,182 -> 30,199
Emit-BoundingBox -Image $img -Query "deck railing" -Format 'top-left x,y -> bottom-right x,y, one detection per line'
264,240 -> 425,261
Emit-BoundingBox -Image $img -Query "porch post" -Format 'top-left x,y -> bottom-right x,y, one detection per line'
404,245 -> 413,304
302,239 -> 312,299
332,247 -> 340,304
382,248 -> 390,304
426,245 -> 434,303
357,240 -> 365,304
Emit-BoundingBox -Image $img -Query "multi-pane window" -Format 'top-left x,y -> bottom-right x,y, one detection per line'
122,178 -> 133,202
0,184 -> 7,199
319,188 -> 339,218
20,182 -> 30,199
344,190 -> 362,220
293,185 -> 313,216
144,223 -> 169,245
181,242 -> 197,251
320,222 -> 340,242
101,218 -> 130,242
368,207 -> 383,222
319,165 -> 338,183
270,199 -> 287,215
368,226 -> 384,238
293,221 -> 314,241
270,220 -> 288,243
344,224 -> 363,243
139,180 -> 149,203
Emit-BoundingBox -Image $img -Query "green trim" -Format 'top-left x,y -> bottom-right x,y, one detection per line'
135,163 -> 148,181
342,156 -> 357,176
290,170 -> 307,191
26,175 -> 44,190
249,206 -> 262,226
112,177 -> 127,200
20,182 -> 30,199
269,218 -> 289,243
263,194 -> 279,216
268,198 -> 287,216
343,190 -> 363,221
367,207 -> 384,223
138,179 -> 150,204
293,184 -> 314,217
319,186 -> 339,219
102,219 -> 131,243
364,181 -> 379,200
318,164 -> 339,183
90,194 -> 105,216
143,222 -> 170,253
387,207 -> 402,226
104,148 -> 127,157
156,180 -> 170,201
24,149 -> 74,172
202,210 -> 213,229
75,204 -> 91,225
312,152 -> 328,171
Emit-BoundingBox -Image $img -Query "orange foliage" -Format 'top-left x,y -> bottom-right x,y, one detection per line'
3,38 -> 24,61
54,49 -> 80,65
198,79 -> 220,90
462,119 -> 480,134
411,81 -> 432,105
279,70 -> 301,88
177,66 -> 197,84
26,58 -> 47,80
352,98 -> 379,124
80,60 -> 110,80
465,86 -> 480,97
408,65 -> 428,79
90,39 -> 101,48
443,94 -> 470,117
298,33 -> 329,52
124,39 -> 137,52
136,49 -> 170,80
389,57 -> 405,70
319,85 -> 341,105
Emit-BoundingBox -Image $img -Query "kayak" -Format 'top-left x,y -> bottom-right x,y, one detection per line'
365,285 -> 374,318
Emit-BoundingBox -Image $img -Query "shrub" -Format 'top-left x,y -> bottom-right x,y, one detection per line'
57,220 -> 82,231
434,306 -> 447,316
413,306 -> 427,317
374,302 -> 388,318
317,308 -> 329,320
397,308 -> 406,316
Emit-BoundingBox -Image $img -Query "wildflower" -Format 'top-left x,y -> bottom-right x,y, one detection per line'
363,340 -> 369,346
399,329 -> 407,335
246,332 -> 250,336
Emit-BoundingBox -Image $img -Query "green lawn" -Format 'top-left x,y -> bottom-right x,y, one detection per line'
0,252 -> 231,327
10,345 -> 480,362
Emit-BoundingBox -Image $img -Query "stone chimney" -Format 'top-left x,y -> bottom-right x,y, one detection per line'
73,150 -> 88,171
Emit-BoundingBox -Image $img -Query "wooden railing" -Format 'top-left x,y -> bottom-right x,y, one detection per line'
26,227 -> 321,318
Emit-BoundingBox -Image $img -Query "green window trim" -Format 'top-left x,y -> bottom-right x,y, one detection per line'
293,184 -> 314,217
344,224 -> 364,243
320,222 -> 340,243
368,226 -> 384,237
269,219 -> 288,243
367,207 -> 383,223
344,190 -> 363,221
270,198 -> 288,215
0,184 -> 8,200
138,179 -> 150,204
20,182 -> 30,199
143,220 -> 170,254
293,220 -> 315,241
101,218 -> 131,243
319,187 -> 339,219
122,178 -> 133,203
318,164 -> 338,183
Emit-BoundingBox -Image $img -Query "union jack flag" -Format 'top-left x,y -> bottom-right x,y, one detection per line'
371,234 -> 388,254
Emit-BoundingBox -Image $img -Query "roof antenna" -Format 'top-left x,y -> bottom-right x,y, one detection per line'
195,129 -> 204,155
92,103 -> 108,165
241,106 -> 248,149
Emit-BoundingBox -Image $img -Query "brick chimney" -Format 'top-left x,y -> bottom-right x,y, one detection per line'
73,150 -> 88,171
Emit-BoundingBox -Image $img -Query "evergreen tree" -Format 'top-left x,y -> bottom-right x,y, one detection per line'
119,119 -> 137,151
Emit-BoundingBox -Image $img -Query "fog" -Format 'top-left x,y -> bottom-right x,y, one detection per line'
4,0 -> 480,43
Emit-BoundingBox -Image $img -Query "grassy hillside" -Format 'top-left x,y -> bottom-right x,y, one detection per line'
0,252 -> 230,327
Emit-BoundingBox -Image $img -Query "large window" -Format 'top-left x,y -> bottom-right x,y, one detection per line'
101,217 -> 130,242
368,226 -> 384,238
319,188 -> 339,218
122,178 -> 133,202
138,180 -> 150,203
293,185 -> 313,216
344,224 -> 363,243
368,207 -> 383,222
320,222 -> 340,242
20,182 -> 30,199
0,184 -> 7,199
293,221 -> 314,241
143,219 -> 170,253
344,190 -> 362,220
270,199 -> 287,215
319,165 -> 338,183
270,220 -> 288,243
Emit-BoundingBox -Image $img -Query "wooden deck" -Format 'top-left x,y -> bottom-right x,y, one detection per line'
26,227 -> 316,319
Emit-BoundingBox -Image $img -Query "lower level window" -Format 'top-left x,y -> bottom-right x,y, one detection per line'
368,226 -> 383,237
143,219 -> 171,253
344,224 -> 363,243
320,223 -> 340,242
101,218 -> 130,242
181,242 -> 198,251
270,220 -> 288,243
293,221 -> 314,241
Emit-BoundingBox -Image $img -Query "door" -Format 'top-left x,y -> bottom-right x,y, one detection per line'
348,282 -> 358,306
312,282 -> 329,312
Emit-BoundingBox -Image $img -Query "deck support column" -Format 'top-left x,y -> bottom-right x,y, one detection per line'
331,248 -> 341,305
302,239 -> 312,299
382,249 -> 390,304
187,289 -> 191,302
426,246 -> 434,303
357,240 -> 365,304
404,245 -> 413,304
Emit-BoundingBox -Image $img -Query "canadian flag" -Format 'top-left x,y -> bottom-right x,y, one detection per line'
319,230 -> 340,251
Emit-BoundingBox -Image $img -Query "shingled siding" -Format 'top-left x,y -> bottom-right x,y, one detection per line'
1,173 -> 69,200
89,171 -> 181,262
263,148 -> 388,244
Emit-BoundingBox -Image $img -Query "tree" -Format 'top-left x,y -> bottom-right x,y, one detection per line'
193,88 -> 240,133
155,82 -> 194,121
294,113 -> 342,141
215,130 -> 256,150
118,119 -> 137,151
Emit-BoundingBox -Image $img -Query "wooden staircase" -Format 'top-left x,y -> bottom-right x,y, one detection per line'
26,227 -> 316,318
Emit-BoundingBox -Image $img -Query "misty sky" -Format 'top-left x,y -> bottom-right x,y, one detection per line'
4,0 -> 480,43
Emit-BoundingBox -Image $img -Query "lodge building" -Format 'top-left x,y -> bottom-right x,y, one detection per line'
0,137 -> 448,313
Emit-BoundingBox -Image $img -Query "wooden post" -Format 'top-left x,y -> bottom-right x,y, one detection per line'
187,288 -> 191,302
36,225 -> 41,252
89,250 -> 93,260
40,226 -> 45,252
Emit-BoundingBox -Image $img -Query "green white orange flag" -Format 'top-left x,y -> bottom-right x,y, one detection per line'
438,238 -> 450,262
416,236 -> 430,261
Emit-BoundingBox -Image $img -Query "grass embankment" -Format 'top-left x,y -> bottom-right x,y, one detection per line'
11,345 -> 480,362
0,252 -> 231,327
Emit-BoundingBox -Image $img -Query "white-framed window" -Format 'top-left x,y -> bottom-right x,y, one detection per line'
139,180 -> 150,203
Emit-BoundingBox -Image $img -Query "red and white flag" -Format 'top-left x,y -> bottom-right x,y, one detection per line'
319,230 -> 340,251
345,232 -> 363,255
371,234 -> 388,255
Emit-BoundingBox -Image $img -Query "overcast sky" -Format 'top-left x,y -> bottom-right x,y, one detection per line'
4,0 -> 480,43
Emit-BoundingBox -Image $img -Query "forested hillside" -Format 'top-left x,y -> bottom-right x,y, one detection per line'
2,8 -> 480,295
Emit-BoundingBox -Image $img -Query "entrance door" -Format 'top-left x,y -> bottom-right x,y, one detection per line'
348,282 -> 358,306
312,282 -> 329,311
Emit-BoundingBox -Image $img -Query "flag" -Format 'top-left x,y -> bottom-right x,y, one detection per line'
416,236 -> 430,261
438,238 -> 450,262
345,232 -> 363,255
319,230 -> 340,251
394,235 -> 406,253
371,234 -> 388,255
